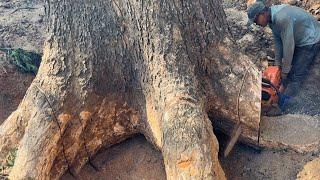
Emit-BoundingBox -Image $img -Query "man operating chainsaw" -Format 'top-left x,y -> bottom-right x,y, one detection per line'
247,1 -> 320,115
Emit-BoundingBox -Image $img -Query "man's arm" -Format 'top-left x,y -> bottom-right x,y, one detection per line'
273,32 -> 283,66
279,17 -> 295,74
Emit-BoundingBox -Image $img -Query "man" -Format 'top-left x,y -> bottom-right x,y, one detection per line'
247,1 -> 320,115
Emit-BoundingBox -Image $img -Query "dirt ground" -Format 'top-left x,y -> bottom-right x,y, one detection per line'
61,135 -> 166,180
0,0 -> 44,124
0,0 -> 43,124
0,60 -> 34,124
284,53 -> 320,115
0,0 -> 44,52
1,0 -> 320,179
60,133 -> 316,180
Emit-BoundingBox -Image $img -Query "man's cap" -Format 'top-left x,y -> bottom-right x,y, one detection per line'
247,1 -> 266,24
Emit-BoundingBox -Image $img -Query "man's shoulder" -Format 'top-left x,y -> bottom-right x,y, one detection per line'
274,12 -> 290,23
272,6 -> 293,24
274,5 -> 312,25
270,4 -> 289,23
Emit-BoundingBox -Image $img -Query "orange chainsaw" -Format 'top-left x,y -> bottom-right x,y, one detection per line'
261,66 -> 282,108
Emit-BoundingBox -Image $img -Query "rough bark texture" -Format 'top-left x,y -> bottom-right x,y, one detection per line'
0,0 -> 261,179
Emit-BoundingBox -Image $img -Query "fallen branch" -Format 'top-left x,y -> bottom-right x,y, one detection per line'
10,7 -> 38,14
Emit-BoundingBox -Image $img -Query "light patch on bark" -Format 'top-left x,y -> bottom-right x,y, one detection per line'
113,122 -> 125,135
177,149 -> 198,171
130,113 -> 140,127
173,25 -> 183,42
217,44 -> 233,61
80,111 -> 91,121
146,100 -> 162,148
58,113 -> 72,124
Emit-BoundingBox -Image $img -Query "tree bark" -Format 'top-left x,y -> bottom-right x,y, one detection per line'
0,0 -> 261,179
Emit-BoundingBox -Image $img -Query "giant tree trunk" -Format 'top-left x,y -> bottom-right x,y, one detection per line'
0,0 -> 261,179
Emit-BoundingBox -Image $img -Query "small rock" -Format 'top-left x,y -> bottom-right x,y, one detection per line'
225,8 -> 249,27
282,0 -> 297,5
1,3 -> 13,9
237,34 -> 254,44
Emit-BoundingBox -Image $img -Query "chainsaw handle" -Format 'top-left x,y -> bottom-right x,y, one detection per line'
262,78 -> 280,94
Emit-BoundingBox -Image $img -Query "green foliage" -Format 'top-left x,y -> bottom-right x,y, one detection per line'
0,148 -> 18,179
5,148 -> 18,167
0,48 -> 42,74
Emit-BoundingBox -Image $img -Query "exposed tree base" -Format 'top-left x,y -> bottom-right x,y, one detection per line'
0,1 -> 262,179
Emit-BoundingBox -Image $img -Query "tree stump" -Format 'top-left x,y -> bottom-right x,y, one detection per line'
0,0 -> 261,179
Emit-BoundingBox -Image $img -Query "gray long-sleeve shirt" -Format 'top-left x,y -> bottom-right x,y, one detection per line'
269,5 -> 320,73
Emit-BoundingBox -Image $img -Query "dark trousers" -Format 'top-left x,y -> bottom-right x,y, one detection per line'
284,41 -> 320,97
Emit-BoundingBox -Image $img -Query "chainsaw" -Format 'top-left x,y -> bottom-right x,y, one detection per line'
261,66 -> 282,108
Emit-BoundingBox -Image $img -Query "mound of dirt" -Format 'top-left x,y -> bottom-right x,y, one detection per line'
220,142 -> 315,180
297,158 -> 320,180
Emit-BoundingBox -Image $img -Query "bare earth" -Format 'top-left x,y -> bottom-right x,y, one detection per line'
1,0 -> 320,179
0,60 -> 34,124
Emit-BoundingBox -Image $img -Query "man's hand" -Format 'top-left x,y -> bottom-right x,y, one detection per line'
281,72 -> 289,89
281,72 -> 288,80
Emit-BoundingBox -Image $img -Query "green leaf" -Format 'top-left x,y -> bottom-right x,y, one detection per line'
7,48 -> 42,74
5,148 -> 18,167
